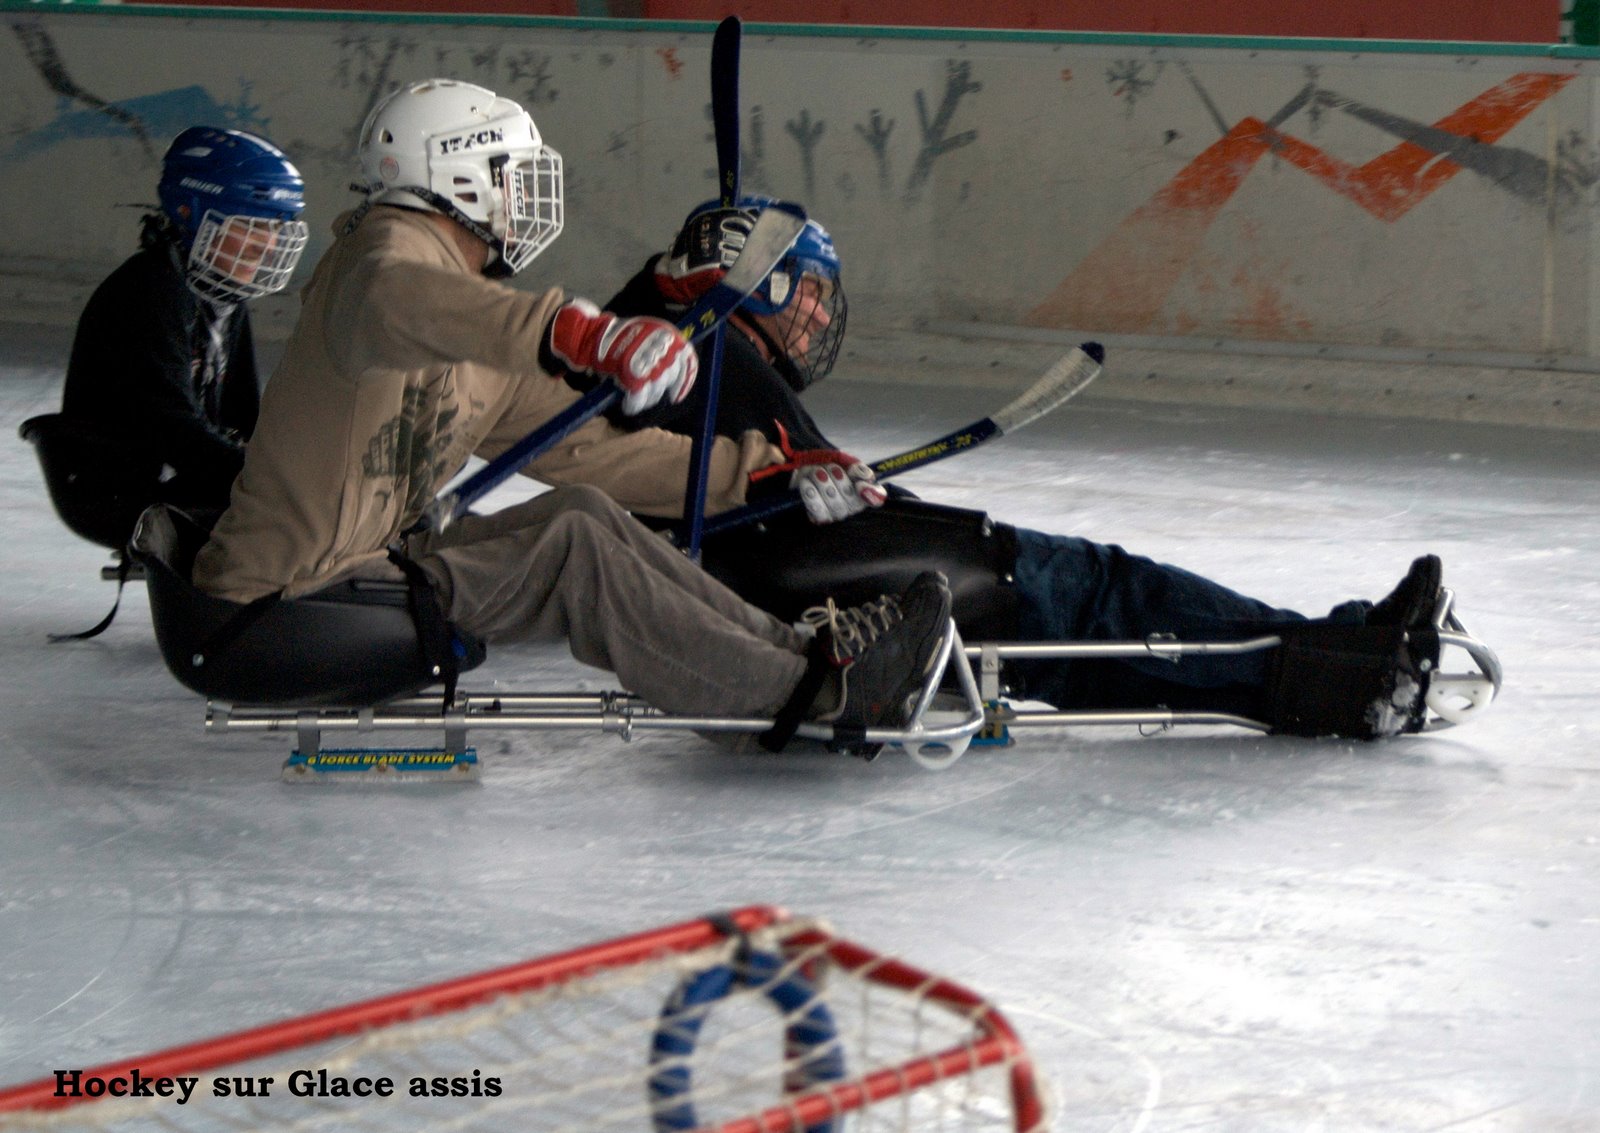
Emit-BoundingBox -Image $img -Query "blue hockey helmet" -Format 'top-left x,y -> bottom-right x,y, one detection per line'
156,127 -> 309,301
661,196 -> 847,388
158,127 -> 305,243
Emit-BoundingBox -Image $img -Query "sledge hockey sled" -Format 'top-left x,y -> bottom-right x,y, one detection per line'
148,493 -> 1498,780
130,503 -> 985,776
130,505 -> 1500,779
200,596 -> 1500,780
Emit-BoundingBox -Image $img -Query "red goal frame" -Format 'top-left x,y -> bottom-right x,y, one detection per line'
0,905 -> 1046,1132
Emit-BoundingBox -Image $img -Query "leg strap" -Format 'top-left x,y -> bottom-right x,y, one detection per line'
1268,623 -> 1440,739
386,549 -> 486,708
47,554 -> 137,643
758,634 -> 835,753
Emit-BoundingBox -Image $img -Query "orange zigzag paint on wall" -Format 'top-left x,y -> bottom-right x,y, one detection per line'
1027,72 -> 1573,335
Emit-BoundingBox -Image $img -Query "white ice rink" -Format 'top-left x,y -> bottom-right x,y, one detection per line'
2,320 -> 1597,1130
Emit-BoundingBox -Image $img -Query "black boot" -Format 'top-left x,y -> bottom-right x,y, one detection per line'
817,571 -> 953,755
758,572 -> 953,756
1368,554 -> 1442,627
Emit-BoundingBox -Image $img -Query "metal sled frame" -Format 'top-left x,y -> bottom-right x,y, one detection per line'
214,622 -> 989,774
205,590 -> 1501,775
968,588 -> 1501,743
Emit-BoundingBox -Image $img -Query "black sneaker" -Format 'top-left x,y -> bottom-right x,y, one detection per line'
808,571 -> 953,753
1367,554 -> 1442,628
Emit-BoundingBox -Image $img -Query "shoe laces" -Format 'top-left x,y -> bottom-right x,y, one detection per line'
802,594 -> 902,665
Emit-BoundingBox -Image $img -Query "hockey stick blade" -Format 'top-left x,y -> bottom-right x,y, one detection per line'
701,341 -> 1105,538
678,203 -> 804,343
419,206 -> 807,533
711,15 -> 742,206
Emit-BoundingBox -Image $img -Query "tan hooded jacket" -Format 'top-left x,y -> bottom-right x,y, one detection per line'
192,205 -> 781,603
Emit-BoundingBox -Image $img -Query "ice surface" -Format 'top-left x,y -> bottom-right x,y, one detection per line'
2,321 -> 1597,1130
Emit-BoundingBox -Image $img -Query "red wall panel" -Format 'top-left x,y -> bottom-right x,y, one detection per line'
144,0 -> 581,10
640,1 -> 1552,43
118,0 -> 1555,43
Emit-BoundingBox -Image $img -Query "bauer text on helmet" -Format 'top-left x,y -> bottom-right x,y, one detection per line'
157,126 -> 309,302
358,79 -> 564,276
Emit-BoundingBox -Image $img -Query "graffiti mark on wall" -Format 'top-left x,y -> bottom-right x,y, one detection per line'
854,108 -> 895,194
6,19 -> 174,162
786,109 -> 825,200
336,34 -> 418,94
1106,59 -> 1163,116
701,58 -> 975,205
656,46 -> 685,80
503,51 -> 559,106
1029,72 -> 1574,335
335,37 -> 557,161
1293,77 -> 1583,215
1178,61 -> 1231,138
3,80 -> 268,165
905,60 -> 981,201
1556,129 -> 1600,197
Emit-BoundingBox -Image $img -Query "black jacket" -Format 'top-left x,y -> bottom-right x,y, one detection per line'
62,236 -> 258,505
604,259 -> 1021,639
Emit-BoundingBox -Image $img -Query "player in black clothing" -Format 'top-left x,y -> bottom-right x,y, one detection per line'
603,197 -> 1459,740
60,126 -> 307,519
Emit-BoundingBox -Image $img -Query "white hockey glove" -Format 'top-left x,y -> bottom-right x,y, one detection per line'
548,299 -> 699,416
792,461 -> 886,524
748,425 -> 886,525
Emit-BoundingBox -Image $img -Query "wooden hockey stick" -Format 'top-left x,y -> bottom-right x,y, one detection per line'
699,342 -> 1105,538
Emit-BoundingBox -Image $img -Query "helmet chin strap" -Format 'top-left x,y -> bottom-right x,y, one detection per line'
733,312 -> 809,394
736,311 -> 787,363
366,184 -> 512,276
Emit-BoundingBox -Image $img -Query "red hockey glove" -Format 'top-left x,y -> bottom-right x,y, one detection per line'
748,422 -> 887,524
548,299 -> 698,416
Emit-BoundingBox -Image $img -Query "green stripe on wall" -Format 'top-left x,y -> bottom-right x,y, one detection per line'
3,0 -> 1600,59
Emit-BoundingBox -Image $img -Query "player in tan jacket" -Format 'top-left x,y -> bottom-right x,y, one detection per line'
190,78 -> 943,742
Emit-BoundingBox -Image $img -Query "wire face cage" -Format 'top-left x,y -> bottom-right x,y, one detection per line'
0,907 -> 1048,1133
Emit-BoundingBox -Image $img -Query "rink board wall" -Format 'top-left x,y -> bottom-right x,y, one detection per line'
3,7 -> 1599,389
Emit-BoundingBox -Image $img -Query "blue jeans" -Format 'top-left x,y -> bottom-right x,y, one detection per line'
1007,527 -> 1369,712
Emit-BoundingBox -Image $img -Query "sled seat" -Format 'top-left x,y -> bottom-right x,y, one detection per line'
20,413 -> 162,553
130,503 -> 481,707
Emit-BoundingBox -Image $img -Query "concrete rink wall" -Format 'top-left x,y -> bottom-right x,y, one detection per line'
3,6 -> 1600,427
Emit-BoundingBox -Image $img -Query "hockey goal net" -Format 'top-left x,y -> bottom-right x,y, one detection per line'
0,906 -> 1047,1132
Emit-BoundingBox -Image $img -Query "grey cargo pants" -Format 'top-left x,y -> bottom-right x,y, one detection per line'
407,484 -> 809,717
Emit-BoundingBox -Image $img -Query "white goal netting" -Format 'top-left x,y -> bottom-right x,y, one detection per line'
0,908 -> 1047,1133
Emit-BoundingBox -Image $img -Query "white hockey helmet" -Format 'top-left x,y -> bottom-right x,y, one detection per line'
356,78 -> 563,276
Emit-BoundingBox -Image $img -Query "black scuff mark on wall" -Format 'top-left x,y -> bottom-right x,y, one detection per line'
1319,88 -> 1591,213
905,59 -> 980,202
785,108 -> 824,200
854,108 -> 894,195
9,19 -> 155,160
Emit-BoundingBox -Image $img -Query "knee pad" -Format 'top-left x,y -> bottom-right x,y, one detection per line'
1268,623 -> 1439,739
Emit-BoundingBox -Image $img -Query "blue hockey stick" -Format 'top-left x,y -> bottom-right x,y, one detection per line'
417,203 -> 805,534
679,14 -> 745,561
698,342 -> 1106,539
